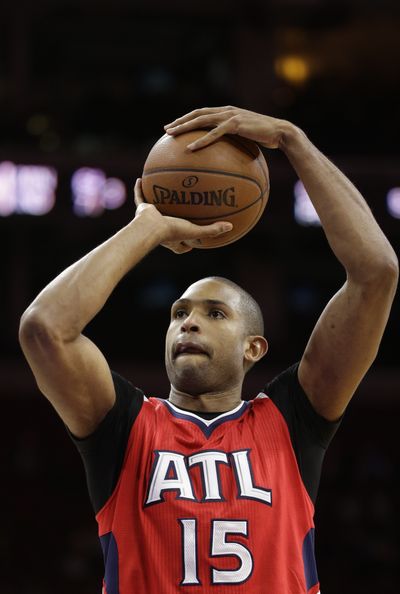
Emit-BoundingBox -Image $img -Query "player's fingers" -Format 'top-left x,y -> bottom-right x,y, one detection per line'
190,221 -> 233,237
175,242 -> 194,254
164,113 -> 228,137
134,178 -> 144,207
164,106 -> 235,130
164,108 -> 218,129
186,119 -> 236,151
162,241 -> 193,254
162,222 -> 232,252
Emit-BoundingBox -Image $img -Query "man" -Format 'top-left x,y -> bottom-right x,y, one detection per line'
19,106 -> 397,593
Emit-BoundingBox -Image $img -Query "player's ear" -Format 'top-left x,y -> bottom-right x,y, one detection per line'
244,335 -> 268,367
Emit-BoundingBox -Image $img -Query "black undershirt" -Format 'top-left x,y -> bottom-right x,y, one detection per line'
71,363 -> 341,514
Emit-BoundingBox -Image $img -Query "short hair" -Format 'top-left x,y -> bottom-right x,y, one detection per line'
203,276 -> 264,336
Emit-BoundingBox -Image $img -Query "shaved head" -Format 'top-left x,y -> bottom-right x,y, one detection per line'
166,276 -> 267,392
202,276 -> 264,337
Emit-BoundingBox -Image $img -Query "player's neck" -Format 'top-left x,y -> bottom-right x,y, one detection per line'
168,385 -> 243,413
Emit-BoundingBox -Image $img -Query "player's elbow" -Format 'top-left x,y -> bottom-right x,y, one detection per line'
358,250 -> 398,292
19,307 -> 61,353
387,251 -> 399,281
375,252 -> 399,291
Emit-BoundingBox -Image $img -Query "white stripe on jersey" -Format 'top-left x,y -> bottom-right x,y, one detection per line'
164,399 -> 246,426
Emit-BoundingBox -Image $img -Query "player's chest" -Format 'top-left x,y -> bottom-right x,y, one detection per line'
144,445 -> 273,507
132,403 -> 296,508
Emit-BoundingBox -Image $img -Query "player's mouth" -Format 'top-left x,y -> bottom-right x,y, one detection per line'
173,341 -> 210,359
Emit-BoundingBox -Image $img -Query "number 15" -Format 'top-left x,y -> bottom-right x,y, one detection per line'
179,518 -> 253,585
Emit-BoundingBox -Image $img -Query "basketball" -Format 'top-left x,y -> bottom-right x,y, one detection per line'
141,130 -> 270,248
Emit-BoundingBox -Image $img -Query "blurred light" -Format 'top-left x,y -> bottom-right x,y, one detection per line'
293,180 -> 321,226
102,178 -> 126,210
274,55 -> 310,85
17,166 -> 57,215
386,187 -> 400,218
71,168 -> 126,216
71,168 -> 105,216
0,161 -> 57,216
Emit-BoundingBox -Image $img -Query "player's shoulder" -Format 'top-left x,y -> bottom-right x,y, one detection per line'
263,362 -> 300,396
246,391 -> 281,419
245,363 -> 302,425
143,395 -> 166,406
247,391 -> 271,408
139,395 -> 170,416
111,372 -> 166,413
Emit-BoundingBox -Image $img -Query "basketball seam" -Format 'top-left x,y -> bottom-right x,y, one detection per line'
256,153 -> 270,193
232,135 -> 270,191
227,135 -> 260,159
199,192 -> 266,247
142,167 -> 264,189
142,185 -> 268,221
228,136 -> 270,195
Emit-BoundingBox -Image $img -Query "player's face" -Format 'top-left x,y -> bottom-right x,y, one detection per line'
165,279 -> 249,395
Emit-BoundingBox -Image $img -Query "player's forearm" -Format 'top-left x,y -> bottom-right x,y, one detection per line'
21,217 -> 162,341
280,124 -> 398,284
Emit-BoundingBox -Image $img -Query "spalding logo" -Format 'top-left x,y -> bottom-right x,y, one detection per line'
153,185 -> 237,207
182,176 -> 199,188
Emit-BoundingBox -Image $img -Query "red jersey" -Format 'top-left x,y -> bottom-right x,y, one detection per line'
96,393 -> 321,593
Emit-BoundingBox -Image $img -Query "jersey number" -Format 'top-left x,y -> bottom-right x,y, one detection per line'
179,518 -> 253,585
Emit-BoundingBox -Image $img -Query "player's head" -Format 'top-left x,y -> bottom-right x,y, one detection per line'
209,276 -> 265,336
165,277 -> 268,395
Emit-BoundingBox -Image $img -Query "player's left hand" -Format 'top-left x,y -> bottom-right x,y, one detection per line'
164,106 -> 296,151
133,178 -> 232,254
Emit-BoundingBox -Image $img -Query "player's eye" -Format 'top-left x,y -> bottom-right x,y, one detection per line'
174,309 -> 187,319
209,309 -> 225,319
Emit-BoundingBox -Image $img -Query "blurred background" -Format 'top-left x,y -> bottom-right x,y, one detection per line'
1,0 -> 399,592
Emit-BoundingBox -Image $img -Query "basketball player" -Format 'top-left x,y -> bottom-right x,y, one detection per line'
19,106 -> 398,593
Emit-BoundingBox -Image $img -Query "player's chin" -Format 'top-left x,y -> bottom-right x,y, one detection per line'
172,355 -> 209,374
168,362 -> 214,394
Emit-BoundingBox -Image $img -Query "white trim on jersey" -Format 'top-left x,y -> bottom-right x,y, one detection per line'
255,392 -> 269,400
164,399 -> 246,426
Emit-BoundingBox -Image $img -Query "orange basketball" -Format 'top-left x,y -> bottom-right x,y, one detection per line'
141,130 -> 269,248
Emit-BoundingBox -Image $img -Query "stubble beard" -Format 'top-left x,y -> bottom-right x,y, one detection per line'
167,355 -> 240,397
167,356 -> 220,396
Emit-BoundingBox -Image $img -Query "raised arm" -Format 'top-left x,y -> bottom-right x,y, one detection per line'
19,180 -> 232,437
165,107 -> 398,420
282,127 -> 397,419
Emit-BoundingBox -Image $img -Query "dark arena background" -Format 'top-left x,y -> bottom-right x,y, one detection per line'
1,1 -> 399,592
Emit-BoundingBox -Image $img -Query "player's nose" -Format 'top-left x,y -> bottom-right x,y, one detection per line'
180,311 -> 200,333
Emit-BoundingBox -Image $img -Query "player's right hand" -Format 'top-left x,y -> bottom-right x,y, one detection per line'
164,106 -> 294,151
133,179 -> 232,254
